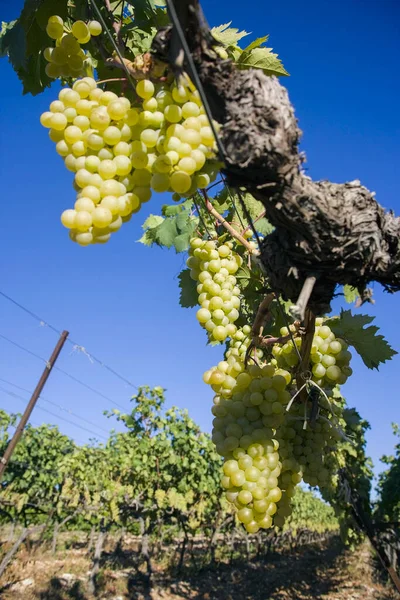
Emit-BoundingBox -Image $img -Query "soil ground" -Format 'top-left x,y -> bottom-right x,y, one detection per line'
0,535 -> 397,600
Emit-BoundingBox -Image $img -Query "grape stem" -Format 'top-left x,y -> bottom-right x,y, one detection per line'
290,276 -> 317,322
201,190 -> 258,255
96,77 -> 128,84
296,308 -> 316,401
241,209 -> 267,236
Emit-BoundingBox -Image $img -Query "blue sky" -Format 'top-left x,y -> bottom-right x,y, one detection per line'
0,0 -> 399,488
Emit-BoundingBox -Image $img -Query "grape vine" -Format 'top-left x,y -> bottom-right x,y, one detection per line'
1,0 -> 398,550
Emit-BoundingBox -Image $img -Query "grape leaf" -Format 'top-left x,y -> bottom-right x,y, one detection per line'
142,214 -> 164,229
178,269 -> 198,308
0,21 -> 17,57
256,218 -> 274,236
326,309 -> 397,369
162,204 -> 182,217
138,230 -> 157,246
211,22 -> 250,47
242,36 -> 269,52
237,47 -> 289,77
3,22 -> 26,70
138,214 -> 164,246
154,219 -> 178,248
173,233 -> 191,253
343,285 -> 358,304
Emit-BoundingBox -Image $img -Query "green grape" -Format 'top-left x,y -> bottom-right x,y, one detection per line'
170,171 -> 191,193
136,79 -> 155,100
46,21 -> 64,40
88,21 -> 102,36
72,21 -> 90,40
61,209 -> 77,229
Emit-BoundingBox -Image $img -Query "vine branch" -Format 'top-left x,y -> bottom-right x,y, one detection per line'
152,0 -> 400,315
201,190 -> 258,255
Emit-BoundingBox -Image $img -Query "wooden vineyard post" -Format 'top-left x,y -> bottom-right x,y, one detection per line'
0,330 -> 69,479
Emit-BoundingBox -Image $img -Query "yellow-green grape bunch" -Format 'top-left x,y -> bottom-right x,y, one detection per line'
40,77 -> 142,245
44,16 -> 102,80
189,238 -> 243,343
272,317 -> 352,390
281,391 -> 345,491
206,357 -> 295,532
40,77 -> 220,245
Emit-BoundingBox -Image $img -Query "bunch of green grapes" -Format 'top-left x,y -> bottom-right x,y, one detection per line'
204,336 -> 298,532
287,391 -> 346,489
188,238 -> 243,343
44,16 -> 102,80
40,77 -> 220,245
272,317 -> 352,389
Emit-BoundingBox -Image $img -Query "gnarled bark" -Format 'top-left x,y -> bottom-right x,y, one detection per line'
152,1 -> 400,315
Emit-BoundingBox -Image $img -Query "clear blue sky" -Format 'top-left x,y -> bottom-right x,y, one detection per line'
0,1 -> 399,487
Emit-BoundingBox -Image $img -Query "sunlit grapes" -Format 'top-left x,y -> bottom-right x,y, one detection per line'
40,74 -> 220,246
188,237 -> 243,343
43,16 -> 102,80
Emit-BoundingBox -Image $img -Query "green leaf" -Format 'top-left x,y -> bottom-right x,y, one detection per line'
343,285 -> 358,304
0,21 -> 17,57
213,187 -> 230,213
237,47 -> 289,77
327,309 -> 397,369
3,22 -> 26,70
142,214 -> 164,230
211,22 -> 250,47
256,218 -> 274,236
173,233 -> 191,253
138,230 -> 156,247
178,270 -> 198,308
154,219 -> 178,248
162,204 -> 182,217
242,36 -> 269,52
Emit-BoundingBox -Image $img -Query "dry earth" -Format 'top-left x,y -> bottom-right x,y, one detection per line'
0,535 -> 397,600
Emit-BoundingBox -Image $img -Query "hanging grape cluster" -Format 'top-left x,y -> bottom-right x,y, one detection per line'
40,67 -> 220,245
199,264 -> 353,532
187,237 -> 243,343
272,319 -> 352,389
203,330 -> 294,532
43,15 -> 102,79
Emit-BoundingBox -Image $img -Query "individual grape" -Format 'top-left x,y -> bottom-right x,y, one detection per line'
75,210 -> 92,231
98,160 -> 117,180
46,21 -> 64,40
40,112 -> 54,128
136,79 -> 155,100
178,157 -> 197,175
88,21 -> 102,36
64,90 -> 81,108
72,21 -> 90,41
164,104 -> 182,123
50,100 -> 65,113
61,209 -> 77,229
51,47 -> 68,66
64,126 -> 83,144
170,171 -> 191,193
90,108 -> 111,131
43,47 -> 54,62
103,126 -> 122,146
108,101 -> 128,120
140,129 -> 159,148
92,207 -> 113,228
133,187 -> 152,203
60,34 -> 80,55
182,102 -> 200,119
